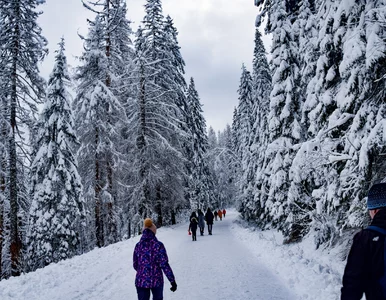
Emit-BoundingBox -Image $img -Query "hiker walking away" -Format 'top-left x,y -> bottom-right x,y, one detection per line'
198,209 -> 205,236
222,208 -> 226,218
218,209 -> 223,221
189,212 -> 199,241
133,218 -> 177,300
205,208 -> 214,235
214,210 -> 218,221
341,182 -> 386,300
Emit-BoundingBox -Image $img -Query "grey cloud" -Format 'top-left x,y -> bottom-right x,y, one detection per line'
39,0 -> 261,132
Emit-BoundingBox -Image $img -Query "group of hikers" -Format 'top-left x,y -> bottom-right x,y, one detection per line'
132,207 -> 226,300
188,208 -> 226,241
132,182 -> 386,300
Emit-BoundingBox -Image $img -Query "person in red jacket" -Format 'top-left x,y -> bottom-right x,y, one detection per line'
222,208 -> 226,218
341,183 -> 386,300
133,218 -> 177,300
217,209 -> 223,221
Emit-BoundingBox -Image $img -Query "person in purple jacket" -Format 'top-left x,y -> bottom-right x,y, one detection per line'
133,218 -> 177,300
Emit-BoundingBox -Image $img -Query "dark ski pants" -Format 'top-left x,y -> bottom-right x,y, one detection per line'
207,224 -> 213,234
192,229 -> 197,241
136,286 -> 163,300
199,226 -> 204,235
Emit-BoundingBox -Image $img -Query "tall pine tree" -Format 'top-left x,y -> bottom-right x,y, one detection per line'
0,0 -> 47,277
186,78 -> 214,210
127,0 -> 188,228
28,39 -> 85,270
74,14 -> 126,248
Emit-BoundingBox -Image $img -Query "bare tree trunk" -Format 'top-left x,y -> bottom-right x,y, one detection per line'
155,185 -> 162,227
138,63 -> 149,218
171,210 -> 176,225
0,164 -> 4,278
128,220 -> 131,239
0,95 -> 7,278
95,128 -> 104,248
104,0 -> 118,243
105,0 -> 111,88
9,5 -> 21,275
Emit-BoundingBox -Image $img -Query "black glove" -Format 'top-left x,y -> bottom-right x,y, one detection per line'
170,281 -> 177,292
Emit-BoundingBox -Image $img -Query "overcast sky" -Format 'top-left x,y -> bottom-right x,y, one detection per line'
38,0 -> 262,133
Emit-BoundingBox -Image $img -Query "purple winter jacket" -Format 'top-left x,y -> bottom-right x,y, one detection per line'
133,228 -> 175,288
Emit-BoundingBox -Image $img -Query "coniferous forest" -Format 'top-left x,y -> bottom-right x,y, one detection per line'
0,0 -> 385,280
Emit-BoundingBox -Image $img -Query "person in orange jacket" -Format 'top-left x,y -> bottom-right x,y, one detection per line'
217,209 -> 223,221
222,209 -> 226,218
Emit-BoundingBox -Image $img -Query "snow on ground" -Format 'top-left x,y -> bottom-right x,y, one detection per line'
0,209 -> 346,300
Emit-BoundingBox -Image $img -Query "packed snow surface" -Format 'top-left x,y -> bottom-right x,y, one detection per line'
0,209 -> 346,299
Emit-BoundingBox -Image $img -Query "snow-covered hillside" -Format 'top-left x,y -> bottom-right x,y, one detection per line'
0,210 -> 346,299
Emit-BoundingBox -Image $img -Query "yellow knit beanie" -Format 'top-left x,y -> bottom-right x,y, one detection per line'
143,218 -> 157,234
144,218 -> 153,228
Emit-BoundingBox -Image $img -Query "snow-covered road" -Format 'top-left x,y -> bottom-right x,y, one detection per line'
166,210 -> 296,300
0,210 -> 302,299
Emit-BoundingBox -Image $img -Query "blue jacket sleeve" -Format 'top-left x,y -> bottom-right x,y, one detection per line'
157,242 -> 176,283
133,244 -> 138,271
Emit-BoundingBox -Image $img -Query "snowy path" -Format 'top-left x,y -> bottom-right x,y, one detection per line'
165,210 -> 296,300
0,210 -> 296,300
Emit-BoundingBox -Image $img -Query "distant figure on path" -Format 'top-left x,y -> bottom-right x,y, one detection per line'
218,209 -> 223,221
341,183 -> 386,300
133,218 -> 177,300
205,208 -> 214,235
189,212 -> 198,241
197,209 -> 205,236
214,210 -> 218,221
222,209 -> 226,218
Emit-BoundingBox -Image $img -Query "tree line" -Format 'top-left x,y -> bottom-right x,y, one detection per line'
0,0 -> 236,279
234,0 -> 386,247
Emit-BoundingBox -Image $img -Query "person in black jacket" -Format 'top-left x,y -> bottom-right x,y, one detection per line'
205,208 -> 214,235
341,182 -> 386,300
188,212 -> 198,241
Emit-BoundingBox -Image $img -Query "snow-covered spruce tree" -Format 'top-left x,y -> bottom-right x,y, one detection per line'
255,0 -> 303,242
77,0 -> 134,245
186,78 -> 214,210
102,0 -> 134,243
235,65 -> 253,163
0,56 -> 8,279
127,0 -> 187,229
162,14 -> 191,222
205,127 -> 221,209
279,0 -> 343,246
297,0 -> 319,135
240,28 -> 272,225
292,0 -> 386,247
231,107 -> 239,154
230,108 -> 241,200
207,126 -> 218,151
278,0 -> 324,242
284,0 -> 321,240
74,14 -> 126,249
235,65 -> 256,219
331,1 -> 386,232
163,15 -> 188,111
215,125 -> 237,208
0,0 -> 47,277
253,0 -> 386,247
27,40 -> 85,270
98,0 -> 135,241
